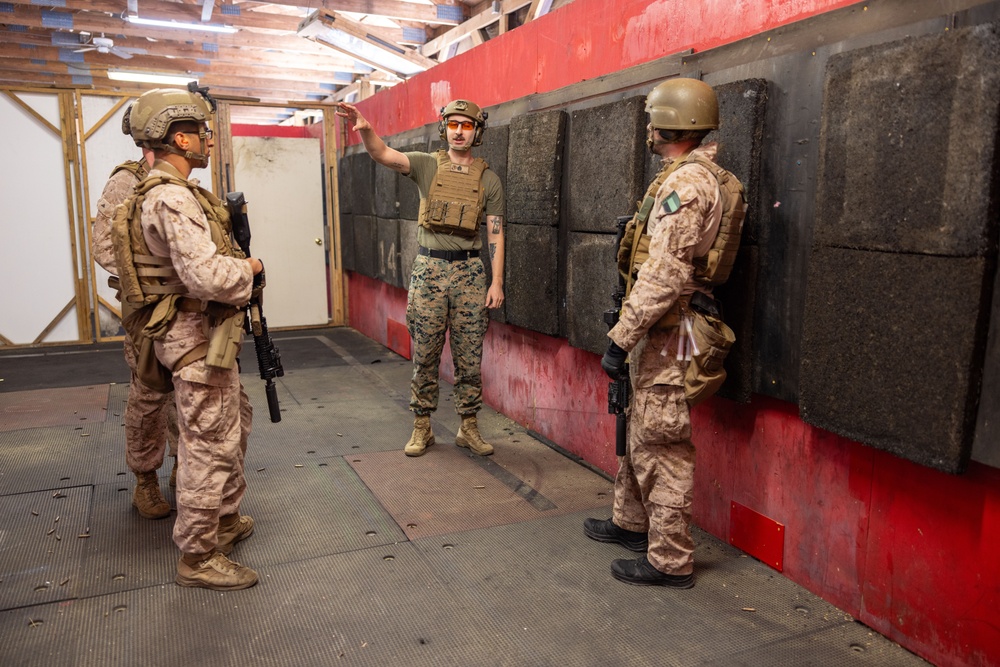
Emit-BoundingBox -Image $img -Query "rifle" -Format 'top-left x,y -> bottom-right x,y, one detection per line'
603,215 -> 633,457
226,192 -> 285,423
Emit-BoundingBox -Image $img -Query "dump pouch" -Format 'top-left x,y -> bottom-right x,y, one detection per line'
684,311 -> 735,407
122,305 -> 174,393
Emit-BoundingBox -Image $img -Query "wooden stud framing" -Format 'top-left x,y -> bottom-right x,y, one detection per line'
32,298 -> 76,345
325,111 -> 346,326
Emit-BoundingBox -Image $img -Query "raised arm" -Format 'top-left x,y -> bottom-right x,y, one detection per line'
335,102 -> 411,174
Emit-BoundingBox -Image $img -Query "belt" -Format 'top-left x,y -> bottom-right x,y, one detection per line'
418,246 -> 480,261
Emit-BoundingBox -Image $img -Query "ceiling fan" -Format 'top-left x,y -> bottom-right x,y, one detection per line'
74,34 -> 146,60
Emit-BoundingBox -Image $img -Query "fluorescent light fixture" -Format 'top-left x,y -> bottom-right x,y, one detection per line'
107,70 -> 199,85
297,10 -> 432,79
127,16 -> 238,34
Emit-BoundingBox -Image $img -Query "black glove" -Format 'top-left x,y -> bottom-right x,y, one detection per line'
601,341 -> 628,379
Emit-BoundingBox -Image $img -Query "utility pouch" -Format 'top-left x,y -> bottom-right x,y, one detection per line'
204,312 -> 245,370
684,311 -> 735,407
423,200 -> 480,237
122,306 -> 174,393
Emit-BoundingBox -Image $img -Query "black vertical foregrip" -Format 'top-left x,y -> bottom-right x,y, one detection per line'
265,380 -> 281,423
616,413 -> 627,456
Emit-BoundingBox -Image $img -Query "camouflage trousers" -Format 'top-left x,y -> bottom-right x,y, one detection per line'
169,359 -> 253,555
613,383 -> 696,576
406,254 -> 488,416
123,329 -> 178,474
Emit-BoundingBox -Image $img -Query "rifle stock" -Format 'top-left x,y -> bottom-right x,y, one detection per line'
604,215 -> 633,457
225,192 -> 285,423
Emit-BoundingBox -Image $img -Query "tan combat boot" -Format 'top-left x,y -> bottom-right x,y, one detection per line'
176,552 -> 258,590
404,415 -> 435,457
133,471 -> 171,519
217,513 -> 255,555
455,415 -> 494,456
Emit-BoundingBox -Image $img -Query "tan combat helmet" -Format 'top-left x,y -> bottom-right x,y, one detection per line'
438,99 -> 488,147
121,102 -> 142,146
129,85 -> 215,166
646,78 -> 719,131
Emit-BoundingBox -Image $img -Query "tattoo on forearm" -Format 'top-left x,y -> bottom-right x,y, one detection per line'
489,242 -> 496,260
491,216 -> 503,234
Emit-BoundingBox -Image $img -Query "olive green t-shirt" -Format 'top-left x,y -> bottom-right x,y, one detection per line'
404,151 -> 505,251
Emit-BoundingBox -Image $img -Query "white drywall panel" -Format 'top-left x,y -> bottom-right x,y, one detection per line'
0,92 -> 79,344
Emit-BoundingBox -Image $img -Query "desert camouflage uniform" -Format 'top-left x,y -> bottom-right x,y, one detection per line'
92,163 -> 179,474
608,143 -> 724,576
403,151 -> 504,416
140,165 -> 254,555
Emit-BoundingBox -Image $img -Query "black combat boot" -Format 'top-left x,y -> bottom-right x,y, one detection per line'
583,517 -> 648,552
611,555 -> 694,588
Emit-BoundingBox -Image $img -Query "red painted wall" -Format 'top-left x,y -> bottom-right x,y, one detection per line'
344,0 -> 860,144
342,1 -> 1000,665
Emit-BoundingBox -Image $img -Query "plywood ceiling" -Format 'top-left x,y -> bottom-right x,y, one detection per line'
0,0 -> 563,124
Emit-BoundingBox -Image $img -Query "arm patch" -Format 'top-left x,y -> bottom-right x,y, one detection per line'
661,190 -> 682,214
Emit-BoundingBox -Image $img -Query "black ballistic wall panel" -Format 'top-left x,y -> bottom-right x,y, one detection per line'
350,153 -> 376,216
706,78 -> 769,245
339,213 -> 355,273
479,124 -> 510,192
376,218 -> 402,288
800,249 -> 991,473
400,220 -> 419,288
567,97 -> 647,232
398,143 -> 428,221
352,215 -> 378,279
504,224 -> 559,335
812,24 -> 1000,256
374,155 -> 399,219
713,245 -> 758,404
707,78 -> 769,403
507,110 -> 566,226
566,233 -> 618,355
801,23 -> 1000,472
973,260 -> 1000,469
338,156 -> 353,215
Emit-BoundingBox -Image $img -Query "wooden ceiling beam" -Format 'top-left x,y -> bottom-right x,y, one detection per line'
0,30 -> 368,73
27,0 -> 410,43
6,0 -> 463,27
4,56 -> 356,88
0,68 -> 341,106
2,6 -> 342,58
234,0 -> 463,26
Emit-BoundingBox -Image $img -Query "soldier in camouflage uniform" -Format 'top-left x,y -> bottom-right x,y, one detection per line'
92,104 -> 179,520
336,100 -> 505,457
122,87 -> 263,590
585,79 -> 736,588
